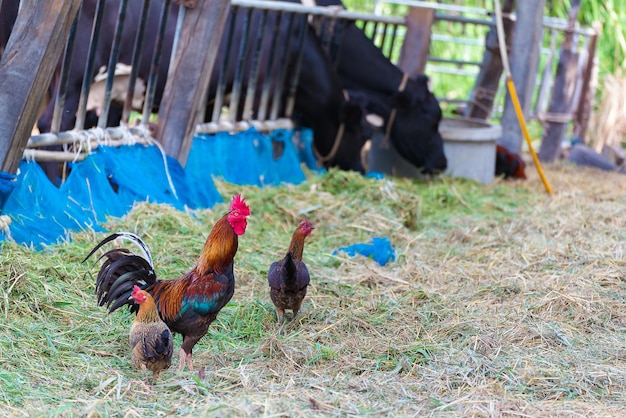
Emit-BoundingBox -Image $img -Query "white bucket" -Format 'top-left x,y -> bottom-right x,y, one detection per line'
441,117 -> 501,184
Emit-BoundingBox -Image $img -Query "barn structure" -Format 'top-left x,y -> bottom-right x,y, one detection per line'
0,0 -> 598,247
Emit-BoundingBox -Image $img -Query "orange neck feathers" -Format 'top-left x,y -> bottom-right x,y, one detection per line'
288,228 -> 308,262
136,293 -> 161,323
195,214 -> 238,274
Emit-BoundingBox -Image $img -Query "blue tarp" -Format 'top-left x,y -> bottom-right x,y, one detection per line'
1,128 -> 311,249
334,237 -> 396,266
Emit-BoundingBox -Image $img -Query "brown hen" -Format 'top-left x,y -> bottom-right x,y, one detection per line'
268,219 -> 314,326
129,285 -> 173,383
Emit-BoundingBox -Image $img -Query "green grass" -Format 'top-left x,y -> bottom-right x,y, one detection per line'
0,170 -> 532,415
3,166 -> 626,416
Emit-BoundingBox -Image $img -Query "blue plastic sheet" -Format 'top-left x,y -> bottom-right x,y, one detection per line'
3,161 -> 103,248
0,128 -> 308,249
188,128 -> 306,187
334,237 -> 396,266
0,171 -> 17,212
62,152 -> 130,223
292,128 -> 324,172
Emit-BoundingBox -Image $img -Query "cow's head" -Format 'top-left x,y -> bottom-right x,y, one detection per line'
388,74 -> 447,174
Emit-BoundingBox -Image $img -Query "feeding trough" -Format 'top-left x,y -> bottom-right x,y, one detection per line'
367,117 -> 501,183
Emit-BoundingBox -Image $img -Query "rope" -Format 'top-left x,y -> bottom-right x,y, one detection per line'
311,89 -> 351,165
313,122 -> 345,164
144,128 -> 179,201
381,73 -> 409,148
0,215 -> 12,241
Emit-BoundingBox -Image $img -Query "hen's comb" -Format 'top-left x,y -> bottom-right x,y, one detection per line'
131,285 -> 142,297
230,194 -> 250,216
299,219 -> 315,236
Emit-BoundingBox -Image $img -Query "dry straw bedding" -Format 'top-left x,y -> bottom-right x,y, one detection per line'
1,162 -> 626,417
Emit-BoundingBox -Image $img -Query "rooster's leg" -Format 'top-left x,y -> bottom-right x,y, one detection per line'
186,352 -> 194,371
140,364 -> 148,381
276,307 -> 285,324
178,349 -> 185,371
178,348 -> 194,371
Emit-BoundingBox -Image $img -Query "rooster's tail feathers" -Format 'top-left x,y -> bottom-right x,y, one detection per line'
83,232 -> 154,269
87,232 -> 157,314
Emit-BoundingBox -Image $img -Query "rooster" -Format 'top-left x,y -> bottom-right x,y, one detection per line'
495,145 -> 527,179
268,219 -> 314,327
129,285 -> 173,383
84,194 -> 251,371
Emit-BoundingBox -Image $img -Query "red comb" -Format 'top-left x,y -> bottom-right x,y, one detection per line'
230,194 -> 250,216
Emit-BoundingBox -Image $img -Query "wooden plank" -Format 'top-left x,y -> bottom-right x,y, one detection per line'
158,0 -> 231,166
538,0 -> 581,162
397,6 -> 434,78
0,0 -> 82,174
464,0 -> 516,120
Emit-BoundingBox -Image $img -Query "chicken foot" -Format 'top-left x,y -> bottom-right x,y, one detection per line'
178,348 -> 193,371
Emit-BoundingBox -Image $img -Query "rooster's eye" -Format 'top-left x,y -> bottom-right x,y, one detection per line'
232,211 -> 239,217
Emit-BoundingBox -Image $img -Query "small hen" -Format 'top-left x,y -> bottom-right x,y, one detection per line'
129,285 -> 173,383
84,194 -> 251,371
268,219 -> 314,326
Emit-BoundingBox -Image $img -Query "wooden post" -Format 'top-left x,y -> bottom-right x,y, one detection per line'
158,0 -> 231,166
0,0 -> 82,174
572,22 -> 599,143
464,0 -> 516,120
538,0 -> 581,162
498,0 -> 545,153
397,6 -> 434,78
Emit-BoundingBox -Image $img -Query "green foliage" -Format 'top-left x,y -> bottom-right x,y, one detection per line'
344,0 -> 626,119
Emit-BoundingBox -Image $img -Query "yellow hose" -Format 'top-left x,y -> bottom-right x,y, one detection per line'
506,78 -> 553,194
495,0 -> 553,195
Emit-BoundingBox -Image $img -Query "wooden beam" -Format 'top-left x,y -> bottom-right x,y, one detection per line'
397,6 -> 434,78
0,0 -> 82,174
158,0 -> 231,166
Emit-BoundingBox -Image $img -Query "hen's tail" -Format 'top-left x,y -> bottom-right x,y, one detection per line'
283,251 -> 298,291
155,329 -> 172,357
83,232 -> 157,313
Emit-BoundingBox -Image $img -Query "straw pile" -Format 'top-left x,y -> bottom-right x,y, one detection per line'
1,162 -> 626,416
590,74 -> 626,158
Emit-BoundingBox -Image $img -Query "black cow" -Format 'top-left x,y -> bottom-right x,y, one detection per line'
211,8 -> 372,171
286,0 -> 447,174
36,0 -> 371,180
